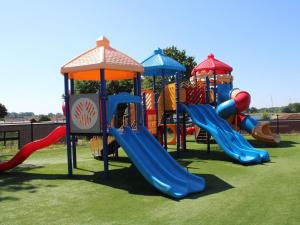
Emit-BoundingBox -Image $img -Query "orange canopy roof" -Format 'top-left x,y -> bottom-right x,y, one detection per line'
61,36 -> 144,80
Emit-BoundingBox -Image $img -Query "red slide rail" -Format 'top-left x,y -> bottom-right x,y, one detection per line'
0,126 -> 66,172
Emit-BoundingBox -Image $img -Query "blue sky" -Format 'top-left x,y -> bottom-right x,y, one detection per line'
0,0 -> 299,114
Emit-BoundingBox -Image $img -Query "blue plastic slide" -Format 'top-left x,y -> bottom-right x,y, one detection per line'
180,104 -> 269,164
110,126 -> 205,199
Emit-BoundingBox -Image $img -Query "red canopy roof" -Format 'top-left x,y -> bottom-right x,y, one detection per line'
192,53 -> 233,76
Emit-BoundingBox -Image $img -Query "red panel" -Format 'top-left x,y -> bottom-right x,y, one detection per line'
183,85 -> 206,104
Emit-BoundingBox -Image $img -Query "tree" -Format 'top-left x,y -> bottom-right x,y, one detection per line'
282,106 -> 291,113
248,107 -> 258,113
55,112 -> 63,117
163,46 -> 197,81
48,113 -> 55,118
0,103 -> 8,119
75,80 -> 99,94
142,76 -> 163,92
38,115 -> 51,122
142,46 -> 197,91
284,103 -> 300,113
75,80 -> 133,95
106,80 -> 133,95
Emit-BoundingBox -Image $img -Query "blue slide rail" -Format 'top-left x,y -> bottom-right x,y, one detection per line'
180,104 -> 269,164
110,126 -> 205,199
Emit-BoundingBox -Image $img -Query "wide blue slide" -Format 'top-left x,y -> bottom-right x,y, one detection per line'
110,126 -> 205,199
180,104 -> 270,164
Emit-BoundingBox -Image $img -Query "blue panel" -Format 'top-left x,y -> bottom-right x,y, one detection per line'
180,104 -> 269,164
110,126 -> 205,199
217,84 -> 232,104
141,48 -> 186,76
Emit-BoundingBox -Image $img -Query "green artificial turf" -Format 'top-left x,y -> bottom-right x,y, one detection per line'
0,134 -> 300,225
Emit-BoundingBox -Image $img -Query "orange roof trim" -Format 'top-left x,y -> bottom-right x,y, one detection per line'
60,36 -> 144,80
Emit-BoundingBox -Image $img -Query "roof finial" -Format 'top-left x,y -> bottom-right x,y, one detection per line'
208,53 -> 215,59
154,48 -> 163,55
96,35 -> 110,47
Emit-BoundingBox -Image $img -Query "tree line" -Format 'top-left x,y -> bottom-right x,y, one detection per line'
1,109 -> 63,122
247,103 -> 300,114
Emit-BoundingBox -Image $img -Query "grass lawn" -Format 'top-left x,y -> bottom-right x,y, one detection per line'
1,134 -> 300,225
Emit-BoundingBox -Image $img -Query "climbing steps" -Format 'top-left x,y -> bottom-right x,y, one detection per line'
195,126 -> 209,143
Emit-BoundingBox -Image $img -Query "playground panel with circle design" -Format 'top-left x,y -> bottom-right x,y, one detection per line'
70,94 -> 100,134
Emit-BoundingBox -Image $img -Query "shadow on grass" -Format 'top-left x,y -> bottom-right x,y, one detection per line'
0,164 -> 233,201
169,149 -> 234,164
187,173 -> 234,199
247,139 -> 298,149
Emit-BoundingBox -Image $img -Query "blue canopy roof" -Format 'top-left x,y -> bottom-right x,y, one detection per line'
141,48 -> 186,76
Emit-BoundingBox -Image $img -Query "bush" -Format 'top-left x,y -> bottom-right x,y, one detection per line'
261,111 -> 271,121
38,115 -> 51,122
30,118 -> 37,123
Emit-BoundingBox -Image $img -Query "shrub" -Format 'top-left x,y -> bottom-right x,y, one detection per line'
261,111 -> 271,121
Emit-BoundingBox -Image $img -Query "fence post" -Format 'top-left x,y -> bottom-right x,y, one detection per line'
30,121 -> 34,142
3,131 -> 6,147
276,114 -> 279,134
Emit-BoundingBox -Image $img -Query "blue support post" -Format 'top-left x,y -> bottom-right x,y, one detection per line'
64,73 -> 72,175
205,76 -> 210,104
205,76 -> 211,153
133,77 -> 137,127
175,72 -> 180,158
136,73 -> 142,127
127,103 -> 131,127
133,77 -> 137,95
100,69 -> 109,179
153,76 -> 159,138
136,73 -> 141,96
70,79 -> 77,168
182,112 -> 187,151
213,70 -> 217,106
113,110 -> 119,159
162,72 -> 167,150
143,92 -> 147,127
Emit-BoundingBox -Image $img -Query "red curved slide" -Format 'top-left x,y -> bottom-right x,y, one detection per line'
0,126 -> 66,172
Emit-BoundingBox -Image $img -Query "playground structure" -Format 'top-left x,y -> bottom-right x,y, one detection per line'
191,54 -> 280,144
60,36 -> 205,198
0,35 -> 280,198
138,51 -> 270,164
